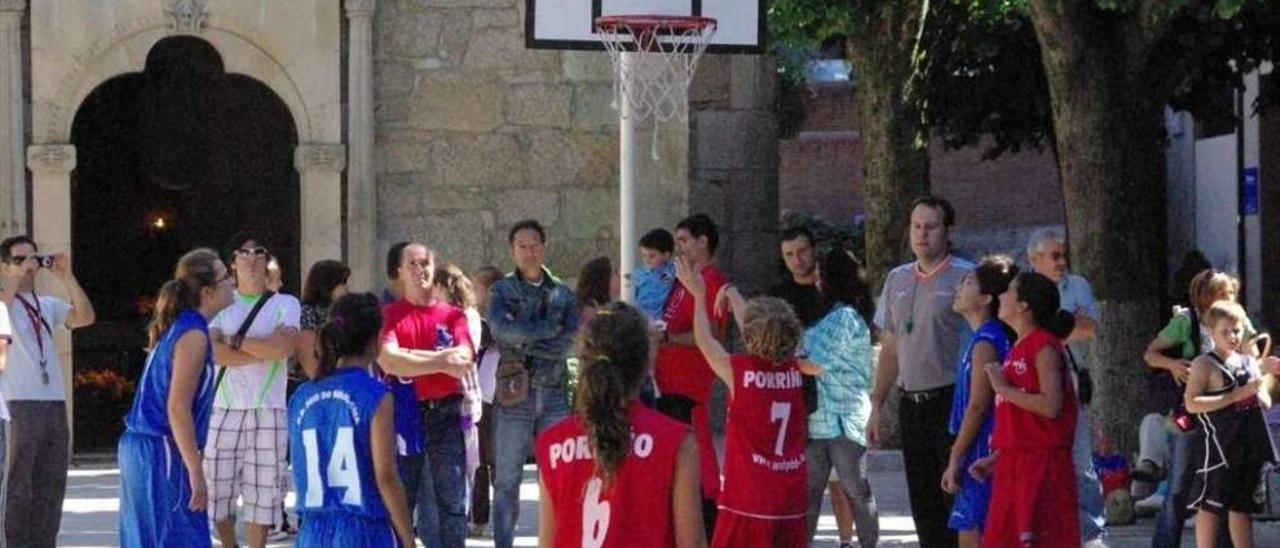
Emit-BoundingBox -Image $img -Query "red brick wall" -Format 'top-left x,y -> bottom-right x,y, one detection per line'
779,82 -> 1063,230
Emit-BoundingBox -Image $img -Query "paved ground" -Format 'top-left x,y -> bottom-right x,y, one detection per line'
56,452 -> 1280,547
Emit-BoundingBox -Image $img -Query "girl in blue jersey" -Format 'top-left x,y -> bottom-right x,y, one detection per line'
289,293 -> 414,547
118,248 -> 235,547
939,255 -> 1017,548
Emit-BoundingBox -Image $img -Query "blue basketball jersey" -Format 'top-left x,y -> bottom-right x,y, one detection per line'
124,309 -> 215,447
289,366 -> 391,520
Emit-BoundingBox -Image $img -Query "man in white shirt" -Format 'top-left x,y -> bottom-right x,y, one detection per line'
0,235 -> 95,548
205,233 -> 300,548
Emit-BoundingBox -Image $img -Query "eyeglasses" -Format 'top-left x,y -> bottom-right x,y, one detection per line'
6,255 -> 29,265
233,247 -> 269,257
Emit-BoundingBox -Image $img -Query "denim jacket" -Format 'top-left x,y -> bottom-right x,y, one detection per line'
488,266 -> 579,389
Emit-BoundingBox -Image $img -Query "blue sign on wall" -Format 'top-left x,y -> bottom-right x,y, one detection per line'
1243,167 -> 1259,216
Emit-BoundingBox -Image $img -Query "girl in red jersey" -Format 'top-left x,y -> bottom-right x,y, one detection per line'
535,302 -> 706,548
969,272 -> 1079,547
675,257 -> 820,548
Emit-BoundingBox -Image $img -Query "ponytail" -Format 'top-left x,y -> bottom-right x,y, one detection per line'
147,248 -> 221,347
312,292 -> 383,379
578,356 -> 634,485
1044,309 -> 1076,340
1014,272 -> 1074,339
575,302 -> 649,485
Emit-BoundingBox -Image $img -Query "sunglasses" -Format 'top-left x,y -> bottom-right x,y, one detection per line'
6,255 -> 29,265
233,247 -> 269,257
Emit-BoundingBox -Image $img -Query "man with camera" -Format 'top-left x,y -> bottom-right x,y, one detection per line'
0,235 -> 95,547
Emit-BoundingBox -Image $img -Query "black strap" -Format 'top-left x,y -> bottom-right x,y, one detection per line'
1189,307 -> 1202,355
213,291 -> 276,393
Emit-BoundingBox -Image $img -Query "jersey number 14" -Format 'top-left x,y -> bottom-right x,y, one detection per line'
301,427 -> 363,507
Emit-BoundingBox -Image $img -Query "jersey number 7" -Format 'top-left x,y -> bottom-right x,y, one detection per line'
302,427 -> 364,507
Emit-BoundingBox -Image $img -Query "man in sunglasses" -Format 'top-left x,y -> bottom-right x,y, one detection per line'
205,232 -> 301,548
0,235 -> 94,548
1026,226 -> 1107,545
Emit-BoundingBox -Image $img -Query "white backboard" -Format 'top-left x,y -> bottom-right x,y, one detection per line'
526,0 -> 764,53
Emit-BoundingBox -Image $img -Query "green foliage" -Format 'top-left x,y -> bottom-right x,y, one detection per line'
779,210 -> 866,264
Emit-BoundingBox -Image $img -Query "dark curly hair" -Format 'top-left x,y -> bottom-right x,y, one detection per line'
575,301 -> 650,486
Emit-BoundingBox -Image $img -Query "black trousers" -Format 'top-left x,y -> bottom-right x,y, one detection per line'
654,395 -> 717,540
7,401 -> 68,548
899,387 -> 957,548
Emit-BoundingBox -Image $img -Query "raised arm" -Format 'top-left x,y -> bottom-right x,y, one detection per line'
674,258 -> 732,391
52,253 -> 95,329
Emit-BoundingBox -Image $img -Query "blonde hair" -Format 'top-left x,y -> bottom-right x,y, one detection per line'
741,297 -> 802,362
1189,269 -> 1240,315
433,264 -> 476,309
1204,300 -> 1248,328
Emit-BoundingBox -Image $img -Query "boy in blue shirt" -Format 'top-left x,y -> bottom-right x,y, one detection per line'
635,228 -> 676,320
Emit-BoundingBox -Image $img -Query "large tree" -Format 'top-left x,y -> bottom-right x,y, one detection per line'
1021,0 -> 1275,454
773,0 -> 1279,453
770,1 -> 929,286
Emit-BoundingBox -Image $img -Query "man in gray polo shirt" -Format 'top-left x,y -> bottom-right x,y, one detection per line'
869,196 -> 972,548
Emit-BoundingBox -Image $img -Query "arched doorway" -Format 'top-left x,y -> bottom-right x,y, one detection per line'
68,36 -> 299,450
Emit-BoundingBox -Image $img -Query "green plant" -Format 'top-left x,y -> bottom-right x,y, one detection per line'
73,368 -> 136,451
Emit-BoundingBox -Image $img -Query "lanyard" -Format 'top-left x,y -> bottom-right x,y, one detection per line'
905,256 -> 953,335
14,293 -> 50,384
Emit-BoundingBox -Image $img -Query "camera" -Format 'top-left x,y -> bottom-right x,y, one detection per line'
34,255 -> 53,268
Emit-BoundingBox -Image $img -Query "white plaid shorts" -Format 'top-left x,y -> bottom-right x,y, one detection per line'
203,407 -> 287,525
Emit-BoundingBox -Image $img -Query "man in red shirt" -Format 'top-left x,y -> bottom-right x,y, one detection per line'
654,213 -> 728,536
377,242 -> 474,547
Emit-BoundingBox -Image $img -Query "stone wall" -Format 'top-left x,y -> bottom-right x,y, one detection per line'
373,0 -> 663,278
689,54 -> 780,294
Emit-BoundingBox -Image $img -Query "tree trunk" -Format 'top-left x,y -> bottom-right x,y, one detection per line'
846,1 -> 929,449
845,1 -> 930,290
1028,2 -> 1170,456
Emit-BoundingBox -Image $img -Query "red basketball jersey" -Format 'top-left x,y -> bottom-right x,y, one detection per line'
535,403 -> 690,548
718,355 -> 808,519
992,327 -> 1078,450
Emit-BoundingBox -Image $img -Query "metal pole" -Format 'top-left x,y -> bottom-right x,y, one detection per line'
620,51 -> 637,304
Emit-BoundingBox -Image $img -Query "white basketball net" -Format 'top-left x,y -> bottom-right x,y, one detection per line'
596,17 -> 717,123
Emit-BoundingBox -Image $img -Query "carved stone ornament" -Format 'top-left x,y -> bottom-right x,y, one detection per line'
294,144 -> 347,173
26,144 -> 76,174
166,0 -> 209,33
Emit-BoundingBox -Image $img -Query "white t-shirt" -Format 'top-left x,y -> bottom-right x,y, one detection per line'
210,292 -> 300,410
0,302 -> 12,420
0,294 -> 70,405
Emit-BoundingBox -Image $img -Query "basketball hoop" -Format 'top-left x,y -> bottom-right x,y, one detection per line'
594,15 -> 717,123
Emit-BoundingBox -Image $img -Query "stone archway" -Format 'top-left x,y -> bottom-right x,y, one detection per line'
67,35 -> 306,448
24,0 -> 344,440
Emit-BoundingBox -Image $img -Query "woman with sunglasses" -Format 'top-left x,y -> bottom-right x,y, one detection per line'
118,248 -> 235,546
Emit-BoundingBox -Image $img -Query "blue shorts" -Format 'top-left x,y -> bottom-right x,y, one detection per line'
297,511 -> 396,547
118,432 -> 210,548
948,442 -> 993,532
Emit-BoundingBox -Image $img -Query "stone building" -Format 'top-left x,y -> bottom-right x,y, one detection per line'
0,0 -> 778,447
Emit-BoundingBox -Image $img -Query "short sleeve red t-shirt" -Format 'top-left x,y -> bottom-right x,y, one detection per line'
655,264 -> 728,403
992,328 -> 1077,450
535,403 -> 689,548
719,355 -> 808,518
380,299 -> 473,401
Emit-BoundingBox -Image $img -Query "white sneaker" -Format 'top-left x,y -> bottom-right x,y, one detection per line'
1134,492 -> 1165,515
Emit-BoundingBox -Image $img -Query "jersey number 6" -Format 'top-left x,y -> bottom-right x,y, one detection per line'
302,427 -> 364,508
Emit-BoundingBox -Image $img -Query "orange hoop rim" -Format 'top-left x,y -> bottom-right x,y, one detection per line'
594,15 -> 717,33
